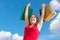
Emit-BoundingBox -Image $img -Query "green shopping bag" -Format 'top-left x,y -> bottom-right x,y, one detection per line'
20,7 -> 33,20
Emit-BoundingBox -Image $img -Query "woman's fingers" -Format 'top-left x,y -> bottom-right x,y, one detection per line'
27,3 -> 31,7
42,3 -> 45,7
41,3 -> 45,15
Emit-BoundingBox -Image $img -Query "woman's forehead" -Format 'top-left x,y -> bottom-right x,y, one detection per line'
31,15 -> 36,17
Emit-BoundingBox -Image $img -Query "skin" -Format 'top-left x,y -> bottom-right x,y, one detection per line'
29,14 -> 37,28
30,15 -> 37,25
25,3 -> 45,31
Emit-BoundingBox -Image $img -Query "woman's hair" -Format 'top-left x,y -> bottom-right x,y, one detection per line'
29,14 -> 39,25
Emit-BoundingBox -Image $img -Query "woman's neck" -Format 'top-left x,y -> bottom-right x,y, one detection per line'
30,24 -> 35,28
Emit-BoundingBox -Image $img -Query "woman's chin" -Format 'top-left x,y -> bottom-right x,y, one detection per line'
31,22 -> 36,25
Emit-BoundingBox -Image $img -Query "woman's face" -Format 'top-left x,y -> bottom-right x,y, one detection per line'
30,15 -> 37,25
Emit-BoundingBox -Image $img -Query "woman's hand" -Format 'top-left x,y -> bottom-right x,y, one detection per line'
26,3 -> 31,8
41,4 -> 45,16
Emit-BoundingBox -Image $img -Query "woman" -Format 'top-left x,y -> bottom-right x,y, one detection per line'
23,3 -> 45,40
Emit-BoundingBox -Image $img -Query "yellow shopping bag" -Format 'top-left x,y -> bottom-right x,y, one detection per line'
40,5 -> 55,21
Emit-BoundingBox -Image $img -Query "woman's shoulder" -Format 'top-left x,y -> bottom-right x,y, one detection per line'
25,24 -> 30,28
26,24 -> 30,26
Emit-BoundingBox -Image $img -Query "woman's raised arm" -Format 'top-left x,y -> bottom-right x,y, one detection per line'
37,4 -> 45,31
25,3 -> 31,25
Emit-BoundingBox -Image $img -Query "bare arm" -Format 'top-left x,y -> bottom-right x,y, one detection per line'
25,3 -> 31,25
37,4 -> 45,31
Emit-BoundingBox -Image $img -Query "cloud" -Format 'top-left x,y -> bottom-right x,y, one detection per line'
0,31 -> 12,40
12,34 -> 23,40
49,0 -> 60,34
0,31 -> 23,40
49,0 -> 60,10
50,13 -> 60,33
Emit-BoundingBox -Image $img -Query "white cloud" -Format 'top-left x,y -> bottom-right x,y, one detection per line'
0,31 -> 12,40
12,34 -> 23,40
50,13 -> 60,33
49,0 -> 60,10
0,31 -> 23,40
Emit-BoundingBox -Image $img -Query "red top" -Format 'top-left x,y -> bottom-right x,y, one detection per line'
23,24 -> 40,40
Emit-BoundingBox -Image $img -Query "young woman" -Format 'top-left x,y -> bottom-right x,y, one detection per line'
23,3 -> 45,40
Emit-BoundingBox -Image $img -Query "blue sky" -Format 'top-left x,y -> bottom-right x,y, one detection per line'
0,0 -> 60,40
